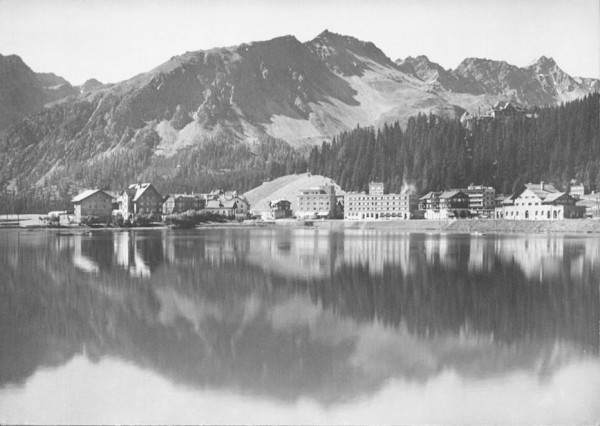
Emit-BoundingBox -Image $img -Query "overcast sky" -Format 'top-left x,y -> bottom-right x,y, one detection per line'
1,0 -> 598,85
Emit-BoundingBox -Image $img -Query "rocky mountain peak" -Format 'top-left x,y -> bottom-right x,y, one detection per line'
399,55 -> 457,89
456,57 -> 515,74
80,78 -> 104,93
529,55 -> 559,73
2,31 -> 599,193
307,30 -> 395,76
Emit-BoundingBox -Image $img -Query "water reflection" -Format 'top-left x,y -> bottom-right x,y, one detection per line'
0,229 -> 598,424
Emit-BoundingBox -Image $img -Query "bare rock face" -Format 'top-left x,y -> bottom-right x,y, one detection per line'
400,54 -> 598,106
399,56 -> 459,91
1,31 -> 598,189
307,29 -> 396,76
170,104 -> 193,130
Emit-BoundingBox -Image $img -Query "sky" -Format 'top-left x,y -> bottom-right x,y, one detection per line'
0,0 -> 598,85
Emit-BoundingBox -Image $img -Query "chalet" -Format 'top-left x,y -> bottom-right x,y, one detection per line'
268,199 -> 293,220
418,191 -> 442,210
438,190 -> 469,210
205,193 -> 250,219
162,194 -> 205,215
495,181 -> 585,220
71,189 -> 114,223
119,183 -> 163,220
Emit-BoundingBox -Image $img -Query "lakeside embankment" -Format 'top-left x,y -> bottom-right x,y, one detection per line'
3,214 -> 600,234
312,218 -> 600,234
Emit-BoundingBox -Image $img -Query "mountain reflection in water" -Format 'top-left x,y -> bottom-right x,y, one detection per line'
0,229 -> 598,424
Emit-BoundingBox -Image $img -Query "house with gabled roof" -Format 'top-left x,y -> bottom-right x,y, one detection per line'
71,189 -> 114,223
266,198 -> 292,220
418,191 -> 442,210
162,193 -> 205,215
118,183 -> 163,220
438,190 -> 469,210
204,193 -> 250,219
494,181 -> 585,220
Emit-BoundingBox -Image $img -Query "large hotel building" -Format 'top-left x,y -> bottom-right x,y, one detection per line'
344,182 -> 418,220
296,184 -> 338,219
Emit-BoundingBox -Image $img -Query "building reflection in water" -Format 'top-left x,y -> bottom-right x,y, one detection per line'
65,229 -> 600,284
0,228 -> 598,423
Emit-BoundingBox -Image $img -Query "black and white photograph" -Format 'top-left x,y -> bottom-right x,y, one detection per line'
0,0 -> 599,424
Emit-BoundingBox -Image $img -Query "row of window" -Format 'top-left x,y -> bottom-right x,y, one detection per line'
497,208 -> 562,219
348,196 -> 413,201
348,207 -> 410,211
346,212 -> 410,219
348,201 -> 409,206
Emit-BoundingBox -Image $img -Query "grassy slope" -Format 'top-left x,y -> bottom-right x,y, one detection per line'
244,172 -> 345,214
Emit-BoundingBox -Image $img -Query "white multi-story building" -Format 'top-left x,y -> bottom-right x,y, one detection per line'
344,182 -> 417,220
495,182 -> 584,220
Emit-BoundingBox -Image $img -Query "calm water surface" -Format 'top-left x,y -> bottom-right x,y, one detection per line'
0,228 -> 599,424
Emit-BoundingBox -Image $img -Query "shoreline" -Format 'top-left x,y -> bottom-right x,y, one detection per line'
312,218 -> 600,234
2,216 -> 600,235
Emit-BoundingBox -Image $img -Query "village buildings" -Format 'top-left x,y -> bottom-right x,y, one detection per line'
162,194 -> 205,215
296,185 -> 338,219
494,182 -> 585,220
460,101 -> 534,130
263,199 -> 292,220
568,180 -> 586,199
418,191 -> 441,210
418,190 -> 470,219
118,183 -> 163,220
204,191 -> 250,219
344,182 -> 417,220
71,189 -> 114,223
462,184 -> 496,212
69,176 -> 590,226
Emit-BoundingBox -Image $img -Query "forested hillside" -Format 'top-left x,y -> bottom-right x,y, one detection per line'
1,94 -> 597,213
0,133 -> 307,212
307,93 -> 600,195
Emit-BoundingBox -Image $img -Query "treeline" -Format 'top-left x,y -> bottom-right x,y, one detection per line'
308,93 -> 600,195
2,93 -> 598,213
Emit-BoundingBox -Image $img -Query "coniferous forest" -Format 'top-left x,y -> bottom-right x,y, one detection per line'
0,93 -> 598,213
307,93 -> 600,195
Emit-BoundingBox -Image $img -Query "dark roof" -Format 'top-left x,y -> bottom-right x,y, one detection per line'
418,191 -> 441,200
439,190 -> 466,199
543,192 -> 571,204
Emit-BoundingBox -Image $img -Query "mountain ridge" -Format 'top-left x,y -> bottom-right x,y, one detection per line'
1,30 -> 598,195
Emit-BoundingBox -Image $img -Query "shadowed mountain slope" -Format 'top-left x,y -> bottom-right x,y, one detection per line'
1,31 -> 598,195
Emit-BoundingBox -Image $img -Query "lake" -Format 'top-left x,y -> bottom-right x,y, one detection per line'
0,228 -> 598,424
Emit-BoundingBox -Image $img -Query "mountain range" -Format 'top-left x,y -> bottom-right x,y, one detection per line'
0,30 -> 598,192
